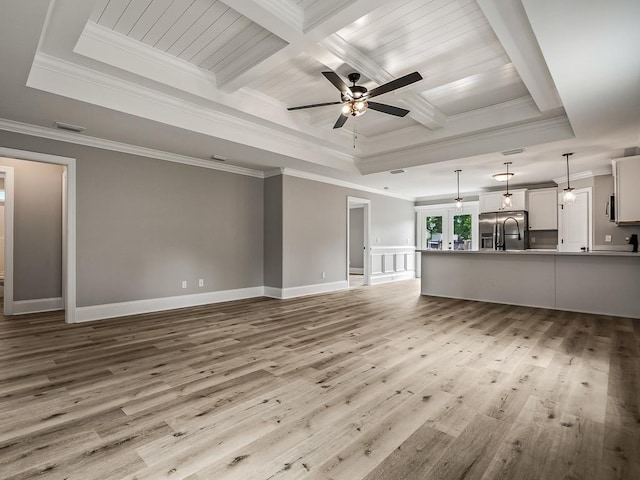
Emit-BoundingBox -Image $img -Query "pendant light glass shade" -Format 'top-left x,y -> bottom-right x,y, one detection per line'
562,153 -> 575,205
502,162 -> 513,208
454,169 -> 463,211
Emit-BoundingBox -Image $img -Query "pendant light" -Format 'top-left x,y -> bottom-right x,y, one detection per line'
502,162 -> 513,208
562,152 -> 575,204
454,169 -> 463,211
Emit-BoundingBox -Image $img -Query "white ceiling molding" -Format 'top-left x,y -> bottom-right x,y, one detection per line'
358,96 -> 548,157
0,118 -> 264,178
74,22 -> 303,131
303,0 -> 388,38
27,52 -> 359,174
215,0 -> 389,92
552,167 -> 612,185
477,0 -> 561,113
279,168 -> 414,201
358,116 -> 574,174
75,22 -> 220,98
321,34 -> 447,129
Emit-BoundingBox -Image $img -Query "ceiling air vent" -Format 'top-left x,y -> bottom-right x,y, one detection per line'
501,148 -> 524,156
54,122 -> 85,133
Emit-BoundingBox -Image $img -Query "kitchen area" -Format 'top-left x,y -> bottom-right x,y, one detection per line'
416,155 -> 640,319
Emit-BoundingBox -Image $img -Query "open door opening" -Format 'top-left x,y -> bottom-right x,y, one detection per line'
347,197 -> 370,287
0,148 -> 76,323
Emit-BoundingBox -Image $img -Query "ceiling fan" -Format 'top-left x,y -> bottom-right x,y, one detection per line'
287,71 -> 423,129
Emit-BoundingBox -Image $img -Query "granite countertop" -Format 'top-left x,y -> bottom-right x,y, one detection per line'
416,249 -> 639,257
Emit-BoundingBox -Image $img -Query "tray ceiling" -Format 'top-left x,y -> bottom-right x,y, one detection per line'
0,0 -> 637,199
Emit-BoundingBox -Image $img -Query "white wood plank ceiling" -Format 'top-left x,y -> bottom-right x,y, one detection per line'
87,0 -> 536,139
92,0 -> 288,75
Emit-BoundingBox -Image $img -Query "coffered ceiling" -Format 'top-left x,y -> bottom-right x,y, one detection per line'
1,0 -> 638,199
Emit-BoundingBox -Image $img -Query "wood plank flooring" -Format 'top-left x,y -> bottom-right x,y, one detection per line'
0,279 -> 639,479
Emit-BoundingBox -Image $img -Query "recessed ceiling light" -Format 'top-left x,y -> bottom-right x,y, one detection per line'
501,148 -> 524,156
54,121 -> 85,133
390,169 -> 405,174
210,154 -> 229,162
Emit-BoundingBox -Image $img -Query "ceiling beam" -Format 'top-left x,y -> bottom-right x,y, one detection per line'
477,0 -> 562,113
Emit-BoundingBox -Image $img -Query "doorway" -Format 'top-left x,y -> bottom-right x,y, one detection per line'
0,148 -> 76,323
558,188 -> 592,252
347,197 -> 370,287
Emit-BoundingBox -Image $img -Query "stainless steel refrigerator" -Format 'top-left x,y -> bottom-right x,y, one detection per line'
479,210 -> 529,250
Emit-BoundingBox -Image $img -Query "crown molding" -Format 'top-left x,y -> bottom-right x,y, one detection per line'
359,96 -> 542,155
0,118 -> 265,178
358,116 -> 574,174
280,168 -> 415,201
27,52 -> 357,173
553,167 -> 612,184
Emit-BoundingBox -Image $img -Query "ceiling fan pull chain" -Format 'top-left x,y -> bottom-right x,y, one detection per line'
353,118 -> 358,148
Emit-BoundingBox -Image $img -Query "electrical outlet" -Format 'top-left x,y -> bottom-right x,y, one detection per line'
605,235 -> 612,242
321,272 -> 326,278
376,237 -> 381,244
198,279 -> 204,287
181,280 -> 187,289
531,237 -> 536,243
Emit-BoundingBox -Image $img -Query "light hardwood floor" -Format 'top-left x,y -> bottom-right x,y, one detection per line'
0,279 -> 638,479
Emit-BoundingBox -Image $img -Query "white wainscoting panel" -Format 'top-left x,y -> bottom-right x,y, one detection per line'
383,254 -> 395,273
370,246 -> 417,285
371,254 -> 383,275
406,253 -> 415,271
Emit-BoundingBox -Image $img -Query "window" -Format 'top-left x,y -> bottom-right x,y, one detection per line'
417,203 -> 479,251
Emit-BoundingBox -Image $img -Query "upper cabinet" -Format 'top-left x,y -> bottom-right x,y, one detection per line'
527,188 -> 558,230
613,155 -> 640,224
479,190 -> 527,213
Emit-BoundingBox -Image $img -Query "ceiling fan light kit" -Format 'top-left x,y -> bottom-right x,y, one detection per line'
287,70 -> 422,129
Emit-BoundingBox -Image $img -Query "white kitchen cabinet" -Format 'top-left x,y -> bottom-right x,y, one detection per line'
527,188 -> 558,230
613,155 -> 640,224
479,190 -> 527,213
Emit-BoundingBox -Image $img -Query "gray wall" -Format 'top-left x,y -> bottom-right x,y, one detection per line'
349,207 -> 364,269
282,175 -> 415,288
0,131 -> 264,307
264,175 -> 282,288
0,156 -> 63,301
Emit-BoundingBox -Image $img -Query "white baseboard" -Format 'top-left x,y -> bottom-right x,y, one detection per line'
74,286 -> 264,323
265,280 -> 348,299
349,267 -> 364,274
13,297 -> 64,315
263,286 -> 282,299
370,271 -> 415,285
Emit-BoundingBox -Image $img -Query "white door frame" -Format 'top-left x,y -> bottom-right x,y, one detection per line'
0,167 -> 14,315
0,147 -> 76,323
347,196 -> 370,286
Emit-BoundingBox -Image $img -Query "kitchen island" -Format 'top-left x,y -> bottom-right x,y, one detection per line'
418,249 -> 640,318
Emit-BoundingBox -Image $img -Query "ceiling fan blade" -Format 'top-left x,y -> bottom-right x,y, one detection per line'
333,114 -> 348,129
287,101 -> 343,111
367,102 -> 410,117
366,71 -> 423,99
322,71 -> 353,97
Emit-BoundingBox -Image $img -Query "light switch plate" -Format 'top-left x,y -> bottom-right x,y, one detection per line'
605,235 -> 612,242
